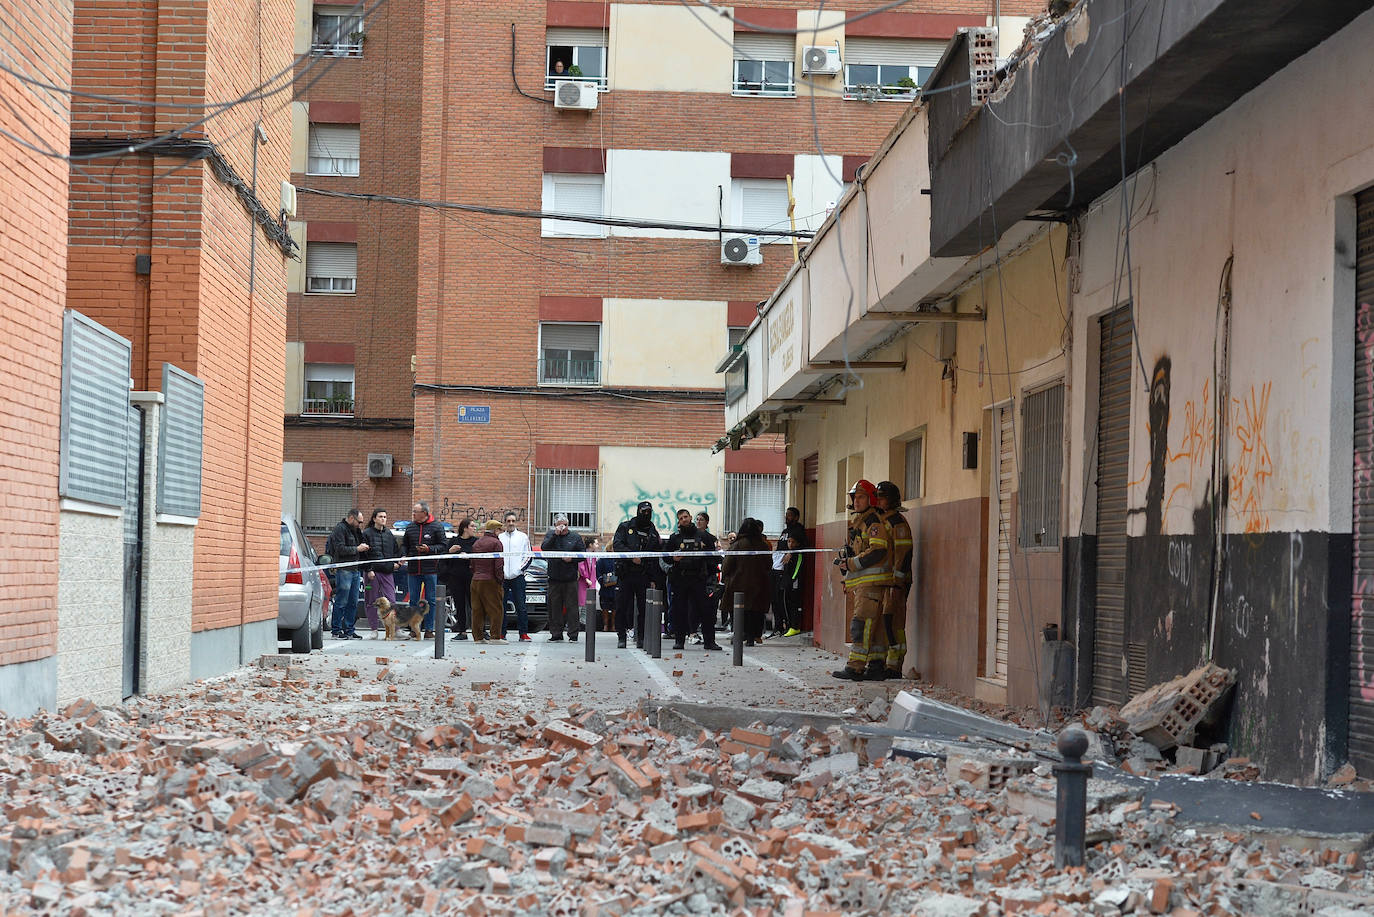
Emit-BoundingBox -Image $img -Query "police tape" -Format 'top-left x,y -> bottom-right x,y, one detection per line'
307,547 -> 841,575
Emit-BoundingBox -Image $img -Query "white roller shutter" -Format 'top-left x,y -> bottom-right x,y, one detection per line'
306,242 -> 356,277
552,178 -> 602,218
546,27 -> 607,47
307,124 -> 360,175
844,37 -> 945,67
734,33 -> 794,62
541,323 -> 600,352
740,181 -> 791,236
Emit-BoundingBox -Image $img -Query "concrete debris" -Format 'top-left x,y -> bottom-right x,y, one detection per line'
0,654 -> 1370,915
1120,662 -> 1236,752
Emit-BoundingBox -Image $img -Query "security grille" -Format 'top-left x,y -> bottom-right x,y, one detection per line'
60,310 -> 132,507
157,363 -> 204,518
1093,306 -> 1134,706
1350,186 -> 1374,773
301,483 -> 353,535
1019,382 -> 1064,548
539,323 -> 600,385
533,468 -> 597,532
723,472 -> 786,536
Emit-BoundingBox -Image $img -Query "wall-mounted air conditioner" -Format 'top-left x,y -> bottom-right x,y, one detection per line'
554,80 -> 599,110
367,453 -> 393,478
721,236 -> 762,266
802,45 -> 841,74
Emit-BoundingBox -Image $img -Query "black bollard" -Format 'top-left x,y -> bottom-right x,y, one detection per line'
1053,727 -> 1093,868
646,587 -> 662,658
434,587 -> 446,660
584,593 -> 596,663
732,592 -> 744,667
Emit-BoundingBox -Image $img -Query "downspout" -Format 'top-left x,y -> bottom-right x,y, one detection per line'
240,120 -> 268,664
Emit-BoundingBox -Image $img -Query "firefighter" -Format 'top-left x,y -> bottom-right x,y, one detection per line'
832,479 -> 891,681
874,480 -> 912,680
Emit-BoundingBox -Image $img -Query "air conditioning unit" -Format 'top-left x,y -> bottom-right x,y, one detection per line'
367,453 -> 393,478
802,44 -> 841,75
554,80 -> 599,111
721,235 -> 762,266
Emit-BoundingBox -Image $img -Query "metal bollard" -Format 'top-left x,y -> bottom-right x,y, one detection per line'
1053,727 -> 1093,868
732,592 -> 745,667
434,587 -> 446,660
584,593 -> 596,663
647,587 -> 663,658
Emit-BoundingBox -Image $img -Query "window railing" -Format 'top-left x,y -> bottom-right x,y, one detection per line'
544,73 -> 608,91
310,37 -> 363,57
843,83 -> 919,101
538,358 -> 600,385
302,396 -> 355,416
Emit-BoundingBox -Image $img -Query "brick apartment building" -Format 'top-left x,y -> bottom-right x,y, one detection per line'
285,0 -> 1043,547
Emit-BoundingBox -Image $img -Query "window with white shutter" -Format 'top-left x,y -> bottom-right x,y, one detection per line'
542,173 -> 605,237
733,33 -> 795,95
546,27 -> 608,88
307,124 -> 360,176
733,178 -> 791,244
539,323 -> 600,385
303,363 -> 355,414
843,37 -> 944,99
305,241 -> 357,293
312,5 -> 365,56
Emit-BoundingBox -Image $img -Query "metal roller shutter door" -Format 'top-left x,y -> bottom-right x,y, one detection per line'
991,404 -> 1013,680
1093,306 -> 1133,706
1350,187 -> 1374,773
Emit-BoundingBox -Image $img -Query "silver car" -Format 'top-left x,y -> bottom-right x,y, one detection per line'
279,513 -> 326,653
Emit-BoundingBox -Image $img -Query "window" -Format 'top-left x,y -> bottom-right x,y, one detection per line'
301,483 -> 354,534
733,33 -> 795,96
304,363 -> 355,415
904,435 -> 924,501
305,241 -> 357,293
307,123 -> 360,176
545,28 -> 608,89
835,452 -> 864,513
158,364 -> 204,518
61,310 -> 132,507
539,323 -> 600,385
533,468 -> 597,532
724,472 -> 786,536
843,38 -> 943,100
542,173 -> 605,237
728,326 -> 748,349
734,179 -> 791,244
312,5 -> 365,56
1018,382 -> 1064,548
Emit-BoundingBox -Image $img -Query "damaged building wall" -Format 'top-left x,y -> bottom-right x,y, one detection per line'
789,227 -> 1067,708
1062,7 -> 1374,782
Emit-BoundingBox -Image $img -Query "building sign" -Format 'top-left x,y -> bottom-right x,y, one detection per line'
457,405 -> 490,424
767,295 -> 798,384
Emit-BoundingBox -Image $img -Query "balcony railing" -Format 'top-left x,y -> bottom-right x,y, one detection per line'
538,358 -> 600,386
302,397 -> 355,416
310,38 -> 363,57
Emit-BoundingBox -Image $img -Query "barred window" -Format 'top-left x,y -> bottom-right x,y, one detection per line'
723,472 -> 786,536
1018,382 -> 1064,548
533,468 -> 597,532
301,483 -> 353,535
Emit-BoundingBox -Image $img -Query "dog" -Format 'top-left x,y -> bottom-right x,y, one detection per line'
383,599 -> 424,641
377,597 -> 398,640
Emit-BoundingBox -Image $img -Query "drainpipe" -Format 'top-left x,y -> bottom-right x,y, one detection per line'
240,121 -> 269,664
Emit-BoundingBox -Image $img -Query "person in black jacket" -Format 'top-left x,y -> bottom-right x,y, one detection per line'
542,513 -> 586,641
441,517 -> 477,640
402,501 -> 446,638
326,509 -> 369,639
361,508 -> 401,638
662,509 -> 722,652
612,501 -> 661,649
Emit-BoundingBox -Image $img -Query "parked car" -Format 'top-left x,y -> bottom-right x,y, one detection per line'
279,513 -> 326,653
506,556 -> 549,634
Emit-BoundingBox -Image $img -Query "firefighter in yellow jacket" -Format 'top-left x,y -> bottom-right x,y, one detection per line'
875,480 -> 912,680
832,479 -> 891,681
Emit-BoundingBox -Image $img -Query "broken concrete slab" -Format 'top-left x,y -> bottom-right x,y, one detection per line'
640,699 -> 848,735
1119,662 -> 1235,751
886,690 -> 1046,746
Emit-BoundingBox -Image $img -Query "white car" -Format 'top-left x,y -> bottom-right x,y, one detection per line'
279,513 -> 326,653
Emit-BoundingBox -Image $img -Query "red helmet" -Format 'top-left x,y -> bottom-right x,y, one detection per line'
848,479 -> 877,505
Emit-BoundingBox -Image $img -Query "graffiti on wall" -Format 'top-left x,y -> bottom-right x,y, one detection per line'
1132,356 -> 1275,536
436,499 -> 524,526
614,483 -> 718,535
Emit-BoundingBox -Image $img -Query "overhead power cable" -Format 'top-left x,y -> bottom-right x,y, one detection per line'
295,187 -> 817,238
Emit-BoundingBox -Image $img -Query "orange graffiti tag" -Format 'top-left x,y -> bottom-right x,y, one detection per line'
1229,382 -> 1273,534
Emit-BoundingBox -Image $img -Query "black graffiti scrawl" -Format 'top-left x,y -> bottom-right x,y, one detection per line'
1145,357 -> 1170,537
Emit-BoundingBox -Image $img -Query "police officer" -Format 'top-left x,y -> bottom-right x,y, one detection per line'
874,481 -> 912,679
612,500 -> 662,649
663,508 -> 723,652
832,480 -> 891,680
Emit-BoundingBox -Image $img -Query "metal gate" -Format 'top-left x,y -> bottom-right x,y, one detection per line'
1093,306 -> 1133,706
122,403 -> 146,699
1350,188 -> 1374,773
986,404 -> 1013,680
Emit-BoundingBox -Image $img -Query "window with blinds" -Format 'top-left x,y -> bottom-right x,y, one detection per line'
735,179 -> 791,243
733,32 -> 795,95
307,124 -> 360,176
542,173 -> 605,237
533,468 -> 597,532
546,27 -> 608,88
843,37 -> 944,99
305,241 -> 357,293
1018,382 -> 1065,548
60,310 -> 132,507
723,472 -> 786,536
539,322 -> 600,385
158,364 -> 204,518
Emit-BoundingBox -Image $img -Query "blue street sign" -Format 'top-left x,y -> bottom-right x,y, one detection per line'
457,405 -> 491,424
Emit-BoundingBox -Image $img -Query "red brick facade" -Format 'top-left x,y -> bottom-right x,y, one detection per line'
0,0 -> 71,668
66,0 -> 294,635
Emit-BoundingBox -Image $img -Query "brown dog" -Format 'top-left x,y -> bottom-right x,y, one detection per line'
377,597 -> 398,640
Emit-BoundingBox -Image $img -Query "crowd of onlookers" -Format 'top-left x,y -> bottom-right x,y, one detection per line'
319,500 -> 810,649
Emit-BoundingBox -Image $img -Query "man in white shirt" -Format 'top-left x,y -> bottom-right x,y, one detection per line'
499,512 -> 533,641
